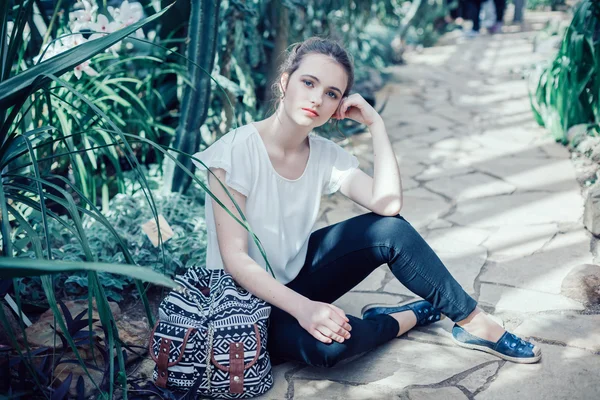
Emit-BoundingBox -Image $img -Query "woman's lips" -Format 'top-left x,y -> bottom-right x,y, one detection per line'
302,108 -> 319,117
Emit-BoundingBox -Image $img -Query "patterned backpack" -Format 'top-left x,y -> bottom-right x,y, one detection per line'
148,266 -> 274,398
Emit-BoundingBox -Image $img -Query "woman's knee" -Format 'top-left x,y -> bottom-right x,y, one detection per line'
365,214 -> 420,244
305,340 -> 349,368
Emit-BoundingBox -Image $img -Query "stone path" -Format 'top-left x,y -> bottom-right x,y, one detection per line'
257,10 -> 600,400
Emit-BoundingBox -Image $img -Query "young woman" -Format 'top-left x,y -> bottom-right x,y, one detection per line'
192,37 -> 541,368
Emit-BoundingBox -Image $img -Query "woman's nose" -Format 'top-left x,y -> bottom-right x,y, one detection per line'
311,94 -> 322,106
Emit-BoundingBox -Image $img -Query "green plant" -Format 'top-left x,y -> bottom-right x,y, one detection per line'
0,1 -> 178,397
529,0 -> 600,143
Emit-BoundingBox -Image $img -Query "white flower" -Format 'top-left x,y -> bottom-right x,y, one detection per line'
73,60 -> 98,79
108,1 -> 144,27
69,0 -> 98,25
88,14 -> 120,40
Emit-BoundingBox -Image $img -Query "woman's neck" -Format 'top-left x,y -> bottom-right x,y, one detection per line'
255,108 -> 311,155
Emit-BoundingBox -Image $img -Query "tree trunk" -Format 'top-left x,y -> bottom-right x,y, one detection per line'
262,0 -> 289,114
163,0 -> 221,194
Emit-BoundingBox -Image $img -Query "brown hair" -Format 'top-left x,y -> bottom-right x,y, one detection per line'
271,36 -> 355,103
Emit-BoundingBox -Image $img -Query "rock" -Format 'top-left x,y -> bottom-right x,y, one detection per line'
24,300 -> 121,348
560,264 -> 600,305
0,303 -> 21,347
583,186 -> 600,237
53,347 -> 105,397
568,124 -> 592,148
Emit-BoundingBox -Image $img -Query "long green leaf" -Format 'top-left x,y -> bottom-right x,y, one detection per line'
0,2 -> 175,109
0,257 -> 179,287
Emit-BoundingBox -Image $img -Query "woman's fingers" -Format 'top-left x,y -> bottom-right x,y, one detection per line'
329,304 -> 350,323
324,318 -> 351,340
312,329 -> 333,344
317,326 -> 346,344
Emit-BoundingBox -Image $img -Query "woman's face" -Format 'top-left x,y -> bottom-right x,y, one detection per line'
280,53 -> 348,128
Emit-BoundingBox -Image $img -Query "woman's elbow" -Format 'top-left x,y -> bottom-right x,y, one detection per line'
378,199 -> 402,216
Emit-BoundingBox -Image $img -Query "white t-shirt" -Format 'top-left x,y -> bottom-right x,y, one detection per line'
191,123 -> 359,284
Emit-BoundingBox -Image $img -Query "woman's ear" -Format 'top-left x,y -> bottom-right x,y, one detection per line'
279,72 -> 289,96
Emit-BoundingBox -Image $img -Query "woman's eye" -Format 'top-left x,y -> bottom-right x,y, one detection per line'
303,80 -> 313,87
327,92 -> 338,99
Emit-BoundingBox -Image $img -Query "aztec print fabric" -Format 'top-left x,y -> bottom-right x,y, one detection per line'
149,266 -> 274,398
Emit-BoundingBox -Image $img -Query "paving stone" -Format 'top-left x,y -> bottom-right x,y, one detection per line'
458,362 -> 500,394
428,219 -> 453,229
475,157 -> 580,192
410,129 -> 456,145
398,159 -> 427,178
403,176 -> 419,190
481,229 -> 592,294
476,345 -> 600,400
394,114 -> 455,130
392,138 -> 430,153
404,318 -> 457,347
416,164 -> 475,181
254,362 -> 299,400
478,283 -> 585,312
425,172 -> 516,201
293,379 -> 393,399
406,386 -> 468,400
514,313 -> 600,353
447,192 -> 582,227
326,208 -> 360,225
351,266 -> 387,292
383,278 -> 415,297
401,188 -> 452,229
294,340 -> 497,390
426,226 -> 491,247
434,106 -> 473,126
482,224 -> 557,261
539,142 -> 571,159
432,137 -> 481,152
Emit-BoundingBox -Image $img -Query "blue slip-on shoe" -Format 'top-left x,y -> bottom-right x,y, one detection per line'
361,299 -> 444,327
452,324 -> 541,364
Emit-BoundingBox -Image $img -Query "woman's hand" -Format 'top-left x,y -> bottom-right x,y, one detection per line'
294,299 -> 352,344
332,93 -> 383,127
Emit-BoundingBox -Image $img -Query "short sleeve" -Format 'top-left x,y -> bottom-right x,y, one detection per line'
191,132 -> 252,197
323,140 -> 360,195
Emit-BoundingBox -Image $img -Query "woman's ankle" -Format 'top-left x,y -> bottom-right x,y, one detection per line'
390,310 -> 417,337
456,307 -> 505,342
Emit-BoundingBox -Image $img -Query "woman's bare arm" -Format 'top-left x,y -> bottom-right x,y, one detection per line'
208,167 -> 352,343
209,167 -> 304,316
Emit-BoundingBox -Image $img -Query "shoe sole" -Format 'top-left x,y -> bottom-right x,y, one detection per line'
451,337 -> 542,364
361,299 -> 447,321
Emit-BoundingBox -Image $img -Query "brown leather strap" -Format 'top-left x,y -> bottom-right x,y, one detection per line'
211,324 -> 262,371
229,342 -> 245,393
149,321 -> 196,366
156,337 -> 171,388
